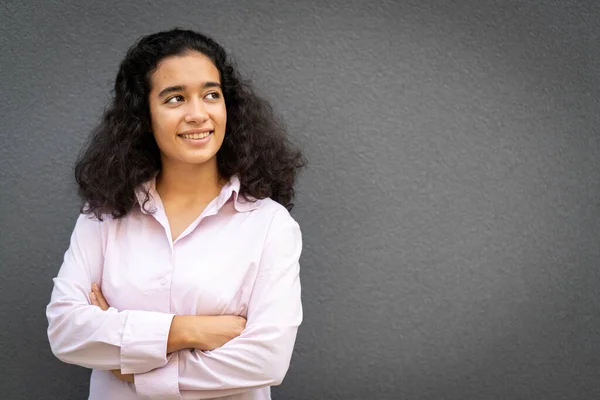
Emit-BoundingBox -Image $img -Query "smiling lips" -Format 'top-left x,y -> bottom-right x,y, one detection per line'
178,129 -> 213,140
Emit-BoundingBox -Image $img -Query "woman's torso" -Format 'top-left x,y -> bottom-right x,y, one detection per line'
89,184 -> 284,399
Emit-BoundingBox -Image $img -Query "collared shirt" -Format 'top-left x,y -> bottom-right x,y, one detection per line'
46,175 -> 302,400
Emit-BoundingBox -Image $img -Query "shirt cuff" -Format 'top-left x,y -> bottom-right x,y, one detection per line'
134,351 -> 181,399
120,310 -> 175,374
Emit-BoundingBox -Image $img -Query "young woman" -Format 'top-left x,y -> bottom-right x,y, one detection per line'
46,28 -> 305,400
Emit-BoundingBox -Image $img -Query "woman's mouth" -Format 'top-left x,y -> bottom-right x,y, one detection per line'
178,131 -> 213,139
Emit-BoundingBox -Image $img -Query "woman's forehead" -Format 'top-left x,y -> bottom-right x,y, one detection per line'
150,52 -> 220,91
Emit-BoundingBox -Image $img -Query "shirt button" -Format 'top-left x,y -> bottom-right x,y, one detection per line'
160,278 -> 167,285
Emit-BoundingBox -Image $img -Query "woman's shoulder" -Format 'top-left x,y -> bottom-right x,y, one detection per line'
249,197 -> 296,221
248,197 -> 301,238
72,207 -> 125,232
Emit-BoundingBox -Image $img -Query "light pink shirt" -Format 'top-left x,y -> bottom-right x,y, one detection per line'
46,175 -> 303,400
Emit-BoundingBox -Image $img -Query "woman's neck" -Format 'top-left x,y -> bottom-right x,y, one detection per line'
155,159 -> 225,204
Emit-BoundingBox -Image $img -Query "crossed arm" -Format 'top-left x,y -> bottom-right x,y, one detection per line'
88,283 -> 246,383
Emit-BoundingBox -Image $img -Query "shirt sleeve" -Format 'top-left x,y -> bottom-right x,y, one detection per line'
133,208 -> 303,399
46,213 -> 176,374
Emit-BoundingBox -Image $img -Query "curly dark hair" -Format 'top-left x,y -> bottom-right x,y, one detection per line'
75,28 -> 305,219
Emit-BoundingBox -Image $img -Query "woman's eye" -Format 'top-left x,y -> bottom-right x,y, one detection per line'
166,95 -> 184,104
205,92 -> 221,100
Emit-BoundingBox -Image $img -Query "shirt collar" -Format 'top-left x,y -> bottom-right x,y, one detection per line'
217,174 -> 260,213
135,174 -> 260,215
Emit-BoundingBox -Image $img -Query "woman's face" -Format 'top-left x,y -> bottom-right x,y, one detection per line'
148,51 -> 227,170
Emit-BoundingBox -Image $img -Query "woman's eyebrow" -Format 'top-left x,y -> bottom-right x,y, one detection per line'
157,82 -> 222,98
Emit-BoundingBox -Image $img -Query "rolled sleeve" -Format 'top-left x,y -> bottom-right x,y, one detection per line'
134,352 -> 181,399
120,311 -> 175,374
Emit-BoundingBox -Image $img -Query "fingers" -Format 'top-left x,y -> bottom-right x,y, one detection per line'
89,292 -> 99,306
89,283 -> 110,311
112,370 -> 134,383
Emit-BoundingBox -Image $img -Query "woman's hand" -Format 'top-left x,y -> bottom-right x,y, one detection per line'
89,283 -> 110,311
89,284 -> 134,384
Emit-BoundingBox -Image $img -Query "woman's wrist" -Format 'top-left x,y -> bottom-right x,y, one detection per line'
167,315 -> 199,354
166,315 -> 244,354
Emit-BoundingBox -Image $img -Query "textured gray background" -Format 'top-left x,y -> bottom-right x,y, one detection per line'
1,0 -> 599,399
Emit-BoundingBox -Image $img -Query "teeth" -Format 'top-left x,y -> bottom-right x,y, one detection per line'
180,132 -> 211,139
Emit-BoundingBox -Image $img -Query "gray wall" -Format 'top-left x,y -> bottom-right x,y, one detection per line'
1,0 -> 599,399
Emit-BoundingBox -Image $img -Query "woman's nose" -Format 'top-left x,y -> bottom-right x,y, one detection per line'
184,100 -> 209,123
